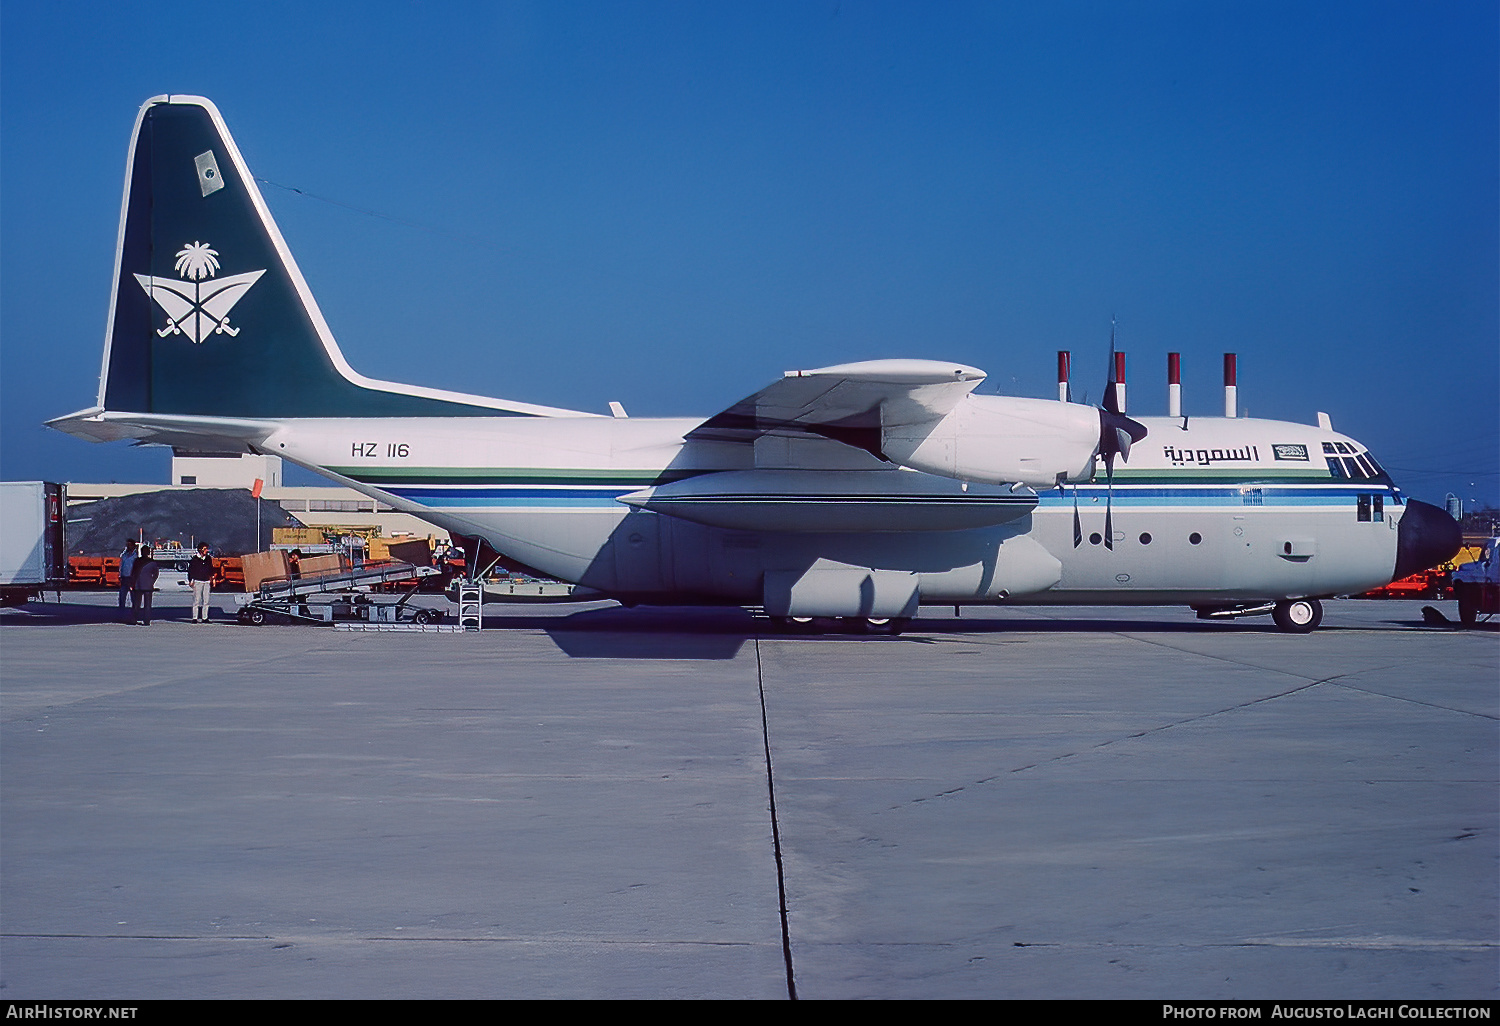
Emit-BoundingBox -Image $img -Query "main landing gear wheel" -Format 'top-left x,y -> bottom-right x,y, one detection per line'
859,616 -> 910,636
1272,598 -> 1322,634
769,615 -> 909,635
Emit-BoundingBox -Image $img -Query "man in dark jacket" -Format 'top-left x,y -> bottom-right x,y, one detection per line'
188,543 -> 215,623
118,541 -> 137,620
130,545 -> 160,625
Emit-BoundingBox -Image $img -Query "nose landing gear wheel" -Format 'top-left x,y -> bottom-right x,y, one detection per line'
1455,582 -> 1479,626
1272,598 -> 1322,633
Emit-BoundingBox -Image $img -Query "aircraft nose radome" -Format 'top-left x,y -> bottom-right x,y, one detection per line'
1393,499 -> 1462,580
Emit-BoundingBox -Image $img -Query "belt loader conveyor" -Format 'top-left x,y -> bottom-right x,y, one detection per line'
234,561 -> 444,626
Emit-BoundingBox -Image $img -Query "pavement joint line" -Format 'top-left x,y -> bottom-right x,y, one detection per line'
1,932 -> 769,947
902,618 -> 1355,688
787,938 -> 1500,951
1102,632 -> 1432,691
894,677 -> 1345,809
1321,677 -> 1500,721
754,637 -> 799,1001
0,644 -> 357,723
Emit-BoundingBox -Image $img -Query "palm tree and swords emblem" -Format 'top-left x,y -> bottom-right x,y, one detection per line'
134,242 -> 265,343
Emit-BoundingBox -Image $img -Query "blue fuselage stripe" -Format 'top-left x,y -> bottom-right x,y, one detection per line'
378,481 -> 1400,511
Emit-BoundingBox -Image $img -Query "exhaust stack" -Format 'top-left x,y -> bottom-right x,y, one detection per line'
1167,352 -> 1181,418
1223,353 -> 1238,418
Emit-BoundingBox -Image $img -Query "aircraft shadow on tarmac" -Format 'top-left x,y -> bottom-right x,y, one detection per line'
504,603 -> 1500,660
2,599 -> 1492,662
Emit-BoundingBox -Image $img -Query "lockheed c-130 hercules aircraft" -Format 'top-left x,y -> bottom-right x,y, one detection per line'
50,96 -> 1462,634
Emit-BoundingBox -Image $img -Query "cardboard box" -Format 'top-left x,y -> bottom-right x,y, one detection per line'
298,553 -> 346,576
240,549 -> 290,592
386,539 -> 433,567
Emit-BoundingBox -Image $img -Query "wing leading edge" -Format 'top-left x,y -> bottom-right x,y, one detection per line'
687,359 -> 986,456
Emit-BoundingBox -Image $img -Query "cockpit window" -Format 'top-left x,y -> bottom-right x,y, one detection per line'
1324,443 -> 1393,483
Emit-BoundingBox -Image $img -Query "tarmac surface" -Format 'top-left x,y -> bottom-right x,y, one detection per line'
2,591 -> 1495,999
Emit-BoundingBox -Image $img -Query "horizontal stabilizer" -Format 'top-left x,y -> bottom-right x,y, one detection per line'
46,407 -> 279,451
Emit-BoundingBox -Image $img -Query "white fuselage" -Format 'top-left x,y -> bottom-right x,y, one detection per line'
263,410 -> 1402,607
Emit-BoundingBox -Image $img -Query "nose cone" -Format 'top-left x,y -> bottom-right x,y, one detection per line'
1393,499 -> 1462,580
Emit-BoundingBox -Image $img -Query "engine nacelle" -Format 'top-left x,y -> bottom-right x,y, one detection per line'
882,394 -> 1100,487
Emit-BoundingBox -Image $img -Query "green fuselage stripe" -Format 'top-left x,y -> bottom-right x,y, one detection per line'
328,467 -> 707,486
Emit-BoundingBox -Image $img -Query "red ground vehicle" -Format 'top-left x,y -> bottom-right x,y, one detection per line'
1358,569 -> 1447,600
70,554 -> 244,589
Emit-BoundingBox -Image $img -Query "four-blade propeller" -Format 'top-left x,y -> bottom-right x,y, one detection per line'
1072,332 -> 1149,550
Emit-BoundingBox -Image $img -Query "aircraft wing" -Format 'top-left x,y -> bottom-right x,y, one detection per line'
688,357 -> 1128,489
687,359 -> 986,455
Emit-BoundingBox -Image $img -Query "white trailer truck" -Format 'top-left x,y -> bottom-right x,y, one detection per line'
1,482 -> 67,606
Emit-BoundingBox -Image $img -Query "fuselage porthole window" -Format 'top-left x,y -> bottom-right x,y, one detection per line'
1189,532 -> 1202,545
1089,532 -> 1103,546
1139,532 -> 1152,545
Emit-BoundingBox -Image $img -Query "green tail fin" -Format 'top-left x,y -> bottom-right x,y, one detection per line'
101,95 -> 542,419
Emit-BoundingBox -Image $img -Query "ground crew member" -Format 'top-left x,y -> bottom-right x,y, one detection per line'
118,541 -> 137,620
130,545 -> 159,626
188,543 -> 215,623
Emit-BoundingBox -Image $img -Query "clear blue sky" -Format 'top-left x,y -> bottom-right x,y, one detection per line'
3,1 -> 1496,508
